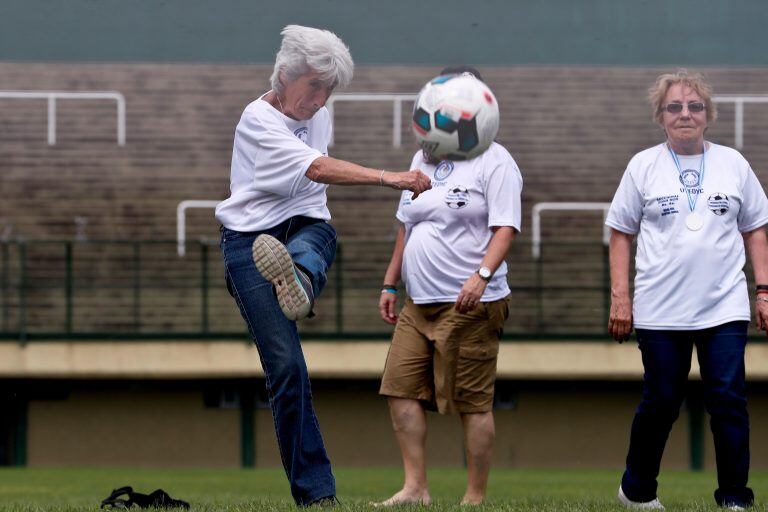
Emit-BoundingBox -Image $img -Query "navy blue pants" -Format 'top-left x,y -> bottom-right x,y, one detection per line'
621,321 -> 753,507
220,216 -> 337,506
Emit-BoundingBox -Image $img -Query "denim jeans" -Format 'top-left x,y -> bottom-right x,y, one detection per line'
621,321 -> 753,507
220,216 -> 337,506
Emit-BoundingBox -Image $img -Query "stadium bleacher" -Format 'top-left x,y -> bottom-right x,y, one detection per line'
3,62 -> 768,469
2,63 -> 768,338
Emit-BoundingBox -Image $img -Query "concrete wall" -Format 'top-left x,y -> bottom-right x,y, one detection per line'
27,389 -> 240,467
21,380 -> 768,470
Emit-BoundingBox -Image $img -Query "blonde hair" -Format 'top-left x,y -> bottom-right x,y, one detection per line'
648,69 -> 717,124
270,25 -> 354,95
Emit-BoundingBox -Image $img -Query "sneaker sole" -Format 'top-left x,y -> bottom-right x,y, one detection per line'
252,234 -> 312,321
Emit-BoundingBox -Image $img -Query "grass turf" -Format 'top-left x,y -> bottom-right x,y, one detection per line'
0,467 -> 764,511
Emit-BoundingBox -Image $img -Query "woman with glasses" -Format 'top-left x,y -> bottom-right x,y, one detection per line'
606,69 -> 768,510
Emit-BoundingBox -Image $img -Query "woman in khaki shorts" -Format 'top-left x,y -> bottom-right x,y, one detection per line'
374,67 -> 523,507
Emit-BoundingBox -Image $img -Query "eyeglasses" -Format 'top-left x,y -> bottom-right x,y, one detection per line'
662,102 -> 706,114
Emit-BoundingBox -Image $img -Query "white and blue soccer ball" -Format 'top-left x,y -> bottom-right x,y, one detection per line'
412,73 -> 499,161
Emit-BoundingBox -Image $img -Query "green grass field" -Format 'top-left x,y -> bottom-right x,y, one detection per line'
0,467 -> 765,511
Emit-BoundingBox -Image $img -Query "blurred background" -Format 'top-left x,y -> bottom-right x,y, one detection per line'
1,0 -> 768,472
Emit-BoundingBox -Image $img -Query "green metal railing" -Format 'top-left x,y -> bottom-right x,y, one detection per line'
0,238 -> 620,341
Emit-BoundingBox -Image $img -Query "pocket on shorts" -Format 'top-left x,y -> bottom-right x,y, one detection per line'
453,339 -> 499,407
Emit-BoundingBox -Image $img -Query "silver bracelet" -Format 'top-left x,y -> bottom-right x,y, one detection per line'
757,296 -> 768,304
379,169 -> 386,186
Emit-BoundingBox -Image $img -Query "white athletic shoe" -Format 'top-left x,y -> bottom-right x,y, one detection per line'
618,486 -> 665,510
252,234 -> 314,321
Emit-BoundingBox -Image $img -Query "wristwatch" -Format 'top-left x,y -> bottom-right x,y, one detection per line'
477,267 -> 492,282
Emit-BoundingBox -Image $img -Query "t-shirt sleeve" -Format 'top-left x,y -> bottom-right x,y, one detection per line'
606,165 -> 643,235
395,152 -> 423,224
484,157 -> 523,231
323,109 -> 334,151
238,109 -> 323,198
737,166 -> 768,232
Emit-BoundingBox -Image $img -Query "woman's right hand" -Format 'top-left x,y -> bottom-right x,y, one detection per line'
608,294 -> 633,342
384,170 -> 432,199
379,291 -> 398,324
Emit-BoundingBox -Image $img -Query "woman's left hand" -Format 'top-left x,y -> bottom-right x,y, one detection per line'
455,273 -> 487,313
756,298 -> 768,334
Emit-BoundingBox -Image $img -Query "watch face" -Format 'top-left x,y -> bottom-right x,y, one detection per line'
479,267 -> 492,279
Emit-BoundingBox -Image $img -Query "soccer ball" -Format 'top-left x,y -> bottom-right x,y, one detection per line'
708,193 -> 729,215
412,73 -> 499,161
445,185 -> 470,209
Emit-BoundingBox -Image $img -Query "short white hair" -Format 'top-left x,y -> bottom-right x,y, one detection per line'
270,25 -> 354,95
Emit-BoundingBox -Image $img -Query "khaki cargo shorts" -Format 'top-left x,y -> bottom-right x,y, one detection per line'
379,296 -> 509,414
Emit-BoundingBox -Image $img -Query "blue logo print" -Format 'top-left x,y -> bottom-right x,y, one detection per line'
294,127 -> 309,143
679,169 -> 699,188
434,160 -> 455,180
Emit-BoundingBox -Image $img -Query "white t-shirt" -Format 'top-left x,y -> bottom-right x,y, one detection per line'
606,142 -> 768,330
215,94 -> 332,232
396,142 -> 523,303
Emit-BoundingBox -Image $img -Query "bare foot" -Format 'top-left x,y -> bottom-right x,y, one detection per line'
371,489 -> 431,507
460,495 -> 484,506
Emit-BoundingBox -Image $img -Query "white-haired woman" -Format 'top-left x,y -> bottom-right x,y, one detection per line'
607,69 -> 768,510
215,25 -> 431,506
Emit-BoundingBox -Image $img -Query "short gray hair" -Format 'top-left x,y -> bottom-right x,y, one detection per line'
270,25 -> 354,95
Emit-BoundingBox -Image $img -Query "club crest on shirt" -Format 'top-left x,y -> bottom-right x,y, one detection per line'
445,185 -> 470,209
679,169 -> 700,188
708,193 -> 730,216
434,160 -> 455,181
294,127 -> 309,143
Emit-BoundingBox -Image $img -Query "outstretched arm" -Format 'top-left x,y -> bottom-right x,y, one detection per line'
306,156 -> 432,198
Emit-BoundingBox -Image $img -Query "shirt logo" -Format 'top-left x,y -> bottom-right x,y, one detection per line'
434,160 -> 454,181
708,193 -> 729,216
656,195 -> 680,217
445,185 -> 470,209
679,169 -> 700,188
294,127 -> 309,143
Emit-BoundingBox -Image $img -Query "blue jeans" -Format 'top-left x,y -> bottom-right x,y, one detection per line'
622,321 -> 753,507
220,216 -> 337,506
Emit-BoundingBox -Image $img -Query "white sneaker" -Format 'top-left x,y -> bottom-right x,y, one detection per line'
252,234 -> 314,321
618,486 -> 665,510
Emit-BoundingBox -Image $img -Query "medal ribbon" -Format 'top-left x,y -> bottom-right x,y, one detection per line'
667,143 -> 706,213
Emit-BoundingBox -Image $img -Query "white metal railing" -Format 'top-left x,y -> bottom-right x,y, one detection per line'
324,93 -> 766,151
326,93 -> 417,147
713,94 -> 768,150
0,90 -> 126,146
177,200 -> 219,256
532,202 -> 612,259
